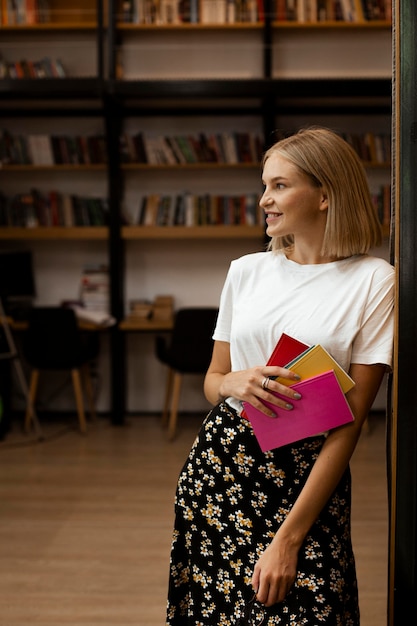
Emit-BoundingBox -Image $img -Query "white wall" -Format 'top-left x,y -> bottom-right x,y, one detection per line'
125,237 -> 265,414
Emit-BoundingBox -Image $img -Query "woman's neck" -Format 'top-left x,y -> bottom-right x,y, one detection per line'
285,245 -> 342,266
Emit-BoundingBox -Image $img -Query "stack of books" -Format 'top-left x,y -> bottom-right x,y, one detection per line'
129,295 -> 174,321
129,299 -> 153,320
243,333 -> 355,451
79,264 -> 110,314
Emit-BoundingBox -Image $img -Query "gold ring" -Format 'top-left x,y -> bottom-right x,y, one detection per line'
261,377 -> 269,390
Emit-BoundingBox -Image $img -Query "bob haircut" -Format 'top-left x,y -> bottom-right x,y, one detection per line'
263,127 -> 383,258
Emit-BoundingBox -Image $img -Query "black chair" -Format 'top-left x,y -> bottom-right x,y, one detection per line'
155,307 -> 218,440
22,307 -> 99,433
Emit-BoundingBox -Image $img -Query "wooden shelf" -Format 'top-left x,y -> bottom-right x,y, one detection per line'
120,161 -> 388,171
0,78 -> 104,99
0,164 -> 107,172
0,227 -> 108,240
0,22 -> 98,31
111,78 -> 392,101
8,318 -> 104,331
121,225 -> 265,239
364,162 -> 391,169
121,162 -> 260,170
115,21 -> 391,31
116,22 -> 263,31
273,21 -> 392,29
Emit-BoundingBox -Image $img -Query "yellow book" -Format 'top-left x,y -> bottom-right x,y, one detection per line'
275,344 -> 355,393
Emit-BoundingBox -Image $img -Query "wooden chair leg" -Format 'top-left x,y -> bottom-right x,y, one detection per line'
24,369 -> 39,433
71,369 -> 87,433
168,371 -> 182,441
162,368 -> 174,428
82,363 -> 96,421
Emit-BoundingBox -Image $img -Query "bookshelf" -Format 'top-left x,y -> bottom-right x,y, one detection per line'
0,0 -> 392,420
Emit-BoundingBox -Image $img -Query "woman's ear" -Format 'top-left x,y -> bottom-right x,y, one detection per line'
319,190 -> 329,212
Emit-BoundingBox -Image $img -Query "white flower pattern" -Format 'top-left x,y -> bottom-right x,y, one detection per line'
166,403 -> 359,625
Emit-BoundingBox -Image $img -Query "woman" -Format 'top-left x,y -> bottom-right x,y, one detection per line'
166,127 -> 394,625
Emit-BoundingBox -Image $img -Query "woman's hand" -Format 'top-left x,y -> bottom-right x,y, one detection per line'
204,340 -> 302,416
251,532 -> 299,607
219,366 -> 302,417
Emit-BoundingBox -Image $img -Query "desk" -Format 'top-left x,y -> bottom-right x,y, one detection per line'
9,316 -> 173,333
8,318 -> 105,332
6,314 -> 174,425
119,316 -> 173,332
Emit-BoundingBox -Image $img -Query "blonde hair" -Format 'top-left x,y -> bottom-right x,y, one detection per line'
263,127 -> 383,258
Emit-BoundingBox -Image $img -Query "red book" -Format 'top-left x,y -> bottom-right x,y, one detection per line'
243,370 -> 355,451
266,332 -> 310,367
241,333 -> 309,421
25,0 -> 37,25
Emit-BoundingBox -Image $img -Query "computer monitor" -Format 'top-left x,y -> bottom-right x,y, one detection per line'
0,250 -> 36,300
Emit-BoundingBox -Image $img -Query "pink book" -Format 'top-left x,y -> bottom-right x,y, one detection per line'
243,370 -> 355,452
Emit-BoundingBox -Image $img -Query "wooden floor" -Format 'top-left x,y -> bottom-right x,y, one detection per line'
0,413 -> 388,625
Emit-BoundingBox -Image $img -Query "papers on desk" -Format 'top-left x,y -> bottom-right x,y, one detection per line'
71,305 -> 116,328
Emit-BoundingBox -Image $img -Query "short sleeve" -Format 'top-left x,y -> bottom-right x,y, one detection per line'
212,262 -> 235,343
351,270 -> 395,367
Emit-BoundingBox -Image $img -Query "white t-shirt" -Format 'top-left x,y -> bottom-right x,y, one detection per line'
213,251 -> 394,381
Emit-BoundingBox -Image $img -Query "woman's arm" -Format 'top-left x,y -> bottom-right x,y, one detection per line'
252,362 -> 387,607
204,340 -> 302,415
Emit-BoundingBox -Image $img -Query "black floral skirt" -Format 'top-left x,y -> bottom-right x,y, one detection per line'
166,402 -> 359,626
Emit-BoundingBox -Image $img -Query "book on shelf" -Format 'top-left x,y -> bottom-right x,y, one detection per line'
133,192 -> 261,227
1,0 -> 51,25
243,369 -> 355,451
200,0 -> 227,24
119,132 -> 263,165
0,130 -> 31,164
0,56 -> 67,79
342,132 -> 390,164
0,131 -> 107,166
120,0 -> 135,22
372,184 -> 391,227
0,189 -> 108,228
117,0 -> 263,24
27,134 -> 54,166
274,0 -> 391,22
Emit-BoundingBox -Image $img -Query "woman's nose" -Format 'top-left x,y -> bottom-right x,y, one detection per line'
259,189 -> 271,208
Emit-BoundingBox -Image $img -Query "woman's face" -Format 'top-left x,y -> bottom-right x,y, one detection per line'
260,153 -> 328,241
